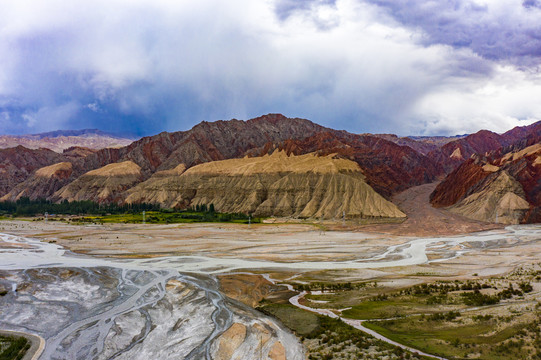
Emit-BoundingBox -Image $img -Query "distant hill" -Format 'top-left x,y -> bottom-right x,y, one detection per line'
0,129 -> 135,153
26,129 -> 132,139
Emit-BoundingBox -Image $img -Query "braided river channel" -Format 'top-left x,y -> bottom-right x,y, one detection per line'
1,225 -> 540,359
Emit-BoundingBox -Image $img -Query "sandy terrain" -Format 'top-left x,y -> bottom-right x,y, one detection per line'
0,221 -> 401,262
356,182 -> 503,236
0,218 -> 538,285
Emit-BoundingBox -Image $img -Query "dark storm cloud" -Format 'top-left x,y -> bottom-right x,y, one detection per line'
367,0 -> 541,68
0,0 -> 539,138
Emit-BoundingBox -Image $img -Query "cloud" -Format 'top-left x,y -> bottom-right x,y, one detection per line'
0,0 -> 539,137
410,64 -> 541,135
366,0 -> 541,68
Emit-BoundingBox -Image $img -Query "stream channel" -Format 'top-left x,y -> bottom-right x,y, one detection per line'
0,225 -> 540,359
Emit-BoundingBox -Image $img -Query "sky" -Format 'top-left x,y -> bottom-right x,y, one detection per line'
0,0 -> 541,137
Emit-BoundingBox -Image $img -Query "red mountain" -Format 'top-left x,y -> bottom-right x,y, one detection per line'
250,131 -> 443,198
0,146 -> 68,196
430,124 -> 541,223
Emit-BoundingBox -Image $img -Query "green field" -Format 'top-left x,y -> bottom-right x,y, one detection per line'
0,335 -> 30,360
289,274 -> 541,359
341,296 -> 452,320
364,315 -> 538,360
258,303 -> 425,359
72,210 -> 261,224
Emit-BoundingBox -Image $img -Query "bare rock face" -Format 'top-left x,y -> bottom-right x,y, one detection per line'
53,161 -> 143,203
0,146 -> 68,196
250,131 -> 443,198
431,140 -> 541,224
124,164 -> 188,206
1,162 -> 73,202
127,151 -> 406,219
83,114 -> 326,175
428,121 -> 541,174
268,342 -> 286,360
430,159 -> 491,208
213,323 -> 247,360
449,171 -> 530,224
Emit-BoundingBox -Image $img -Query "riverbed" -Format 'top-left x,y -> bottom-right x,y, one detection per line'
1,224 -> 541,359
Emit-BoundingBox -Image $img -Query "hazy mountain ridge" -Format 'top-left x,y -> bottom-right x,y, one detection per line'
0,129 -> 134,153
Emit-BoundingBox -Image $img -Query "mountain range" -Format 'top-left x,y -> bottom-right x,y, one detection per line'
1,114 -> 539,223
0,129 -> 133,153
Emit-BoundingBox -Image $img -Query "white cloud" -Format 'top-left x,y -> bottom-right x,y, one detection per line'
0,0 -> 539,136
411,64 -> 541,134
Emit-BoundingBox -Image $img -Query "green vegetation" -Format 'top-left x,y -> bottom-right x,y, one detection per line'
258,303 -> 423,359
257,303 -> 320,336
0,198 -> 260,224
364,314 -> 540,359
295,281 -> 357,292
341,296 -> 443,320
0,335 -> 30,360
0,197 -> 159,217
74,209 -> 259,224
292,272 -> 541,359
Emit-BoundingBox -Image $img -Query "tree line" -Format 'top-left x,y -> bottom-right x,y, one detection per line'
0,197 -> 160,216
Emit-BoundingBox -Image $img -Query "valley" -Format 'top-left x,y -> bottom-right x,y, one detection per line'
2,210 -> 541,359
1,115 -> 541,359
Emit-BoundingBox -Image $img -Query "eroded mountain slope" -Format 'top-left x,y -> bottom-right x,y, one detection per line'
126,151 -> 405,219
53,161 -> 144,204
431,142 -> 541,224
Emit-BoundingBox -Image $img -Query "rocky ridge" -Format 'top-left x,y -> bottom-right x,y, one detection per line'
53,161 -> 144,204
431,139 -> 541,224
1,115 -> 541,223
1,162 -> 74,202
249,131 -> 443,198
126,151 -> 406,219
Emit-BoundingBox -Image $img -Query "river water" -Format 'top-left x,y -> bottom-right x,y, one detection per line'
0,224 -> 540,359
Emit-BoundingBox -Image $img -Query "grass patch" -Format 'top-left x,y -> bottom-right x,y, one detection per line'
258,303 -> 425,359
257,303 -> 320,336
364,316 -> 535,359
0,335 -> 30,360
72,210 -> 261,224
341,297 -> 445,320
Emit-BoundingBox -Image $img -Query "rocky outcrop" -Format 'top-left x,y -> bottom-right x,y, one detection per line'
83,114 -> 327,176
428,130 -> 510,173
430,159 -> 491,208
431,139 -> 541,224
53,161 -> 143,203
126,151 -> 406,219
250,131 -> 443,198
0,146 -> 68,196
1,162 -> 73,202
124,164 -> 187,206
428,121 -> 541,173
448,171 -> 530,224
212,323 -> 246,360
